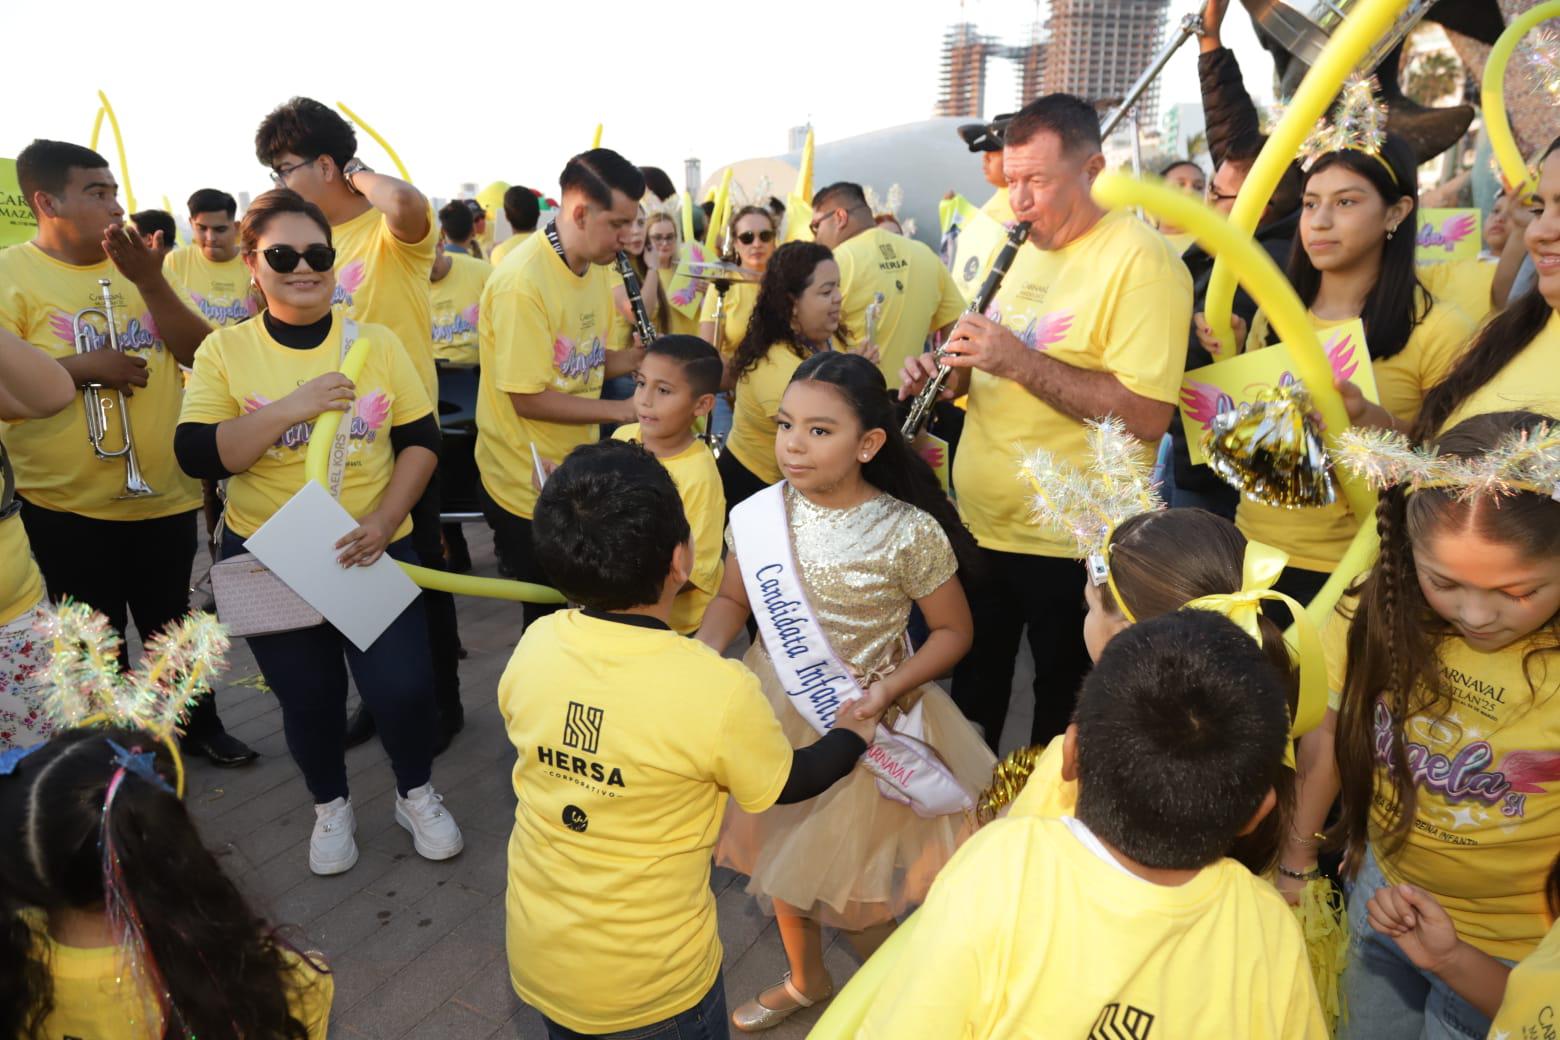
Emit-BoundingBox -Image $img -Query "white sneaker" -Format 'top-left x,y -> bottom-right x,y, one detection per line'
309,797 -> 358,876
394,783 -> 463,861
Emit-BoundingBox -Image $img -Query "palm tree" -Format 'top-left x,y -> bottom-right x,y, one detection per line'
1403,51 -> 1463,106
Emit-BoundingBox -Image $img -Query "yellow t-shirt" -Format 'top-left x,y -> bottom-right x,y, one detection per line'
430,253 -> 493,367
37,930 -> 332,1040
179,316 -> 432,540
475,232 -> 612,520
954,209 -> 1192,556
726,341 -> 813,485
1323,599 -> 1560,960
1237,302 -> 1475,571
834,226 -> 966,383
1418,258 -> 1497,328
1488,916 -> 1560,1038
330,205 -> 438,403
490,230 -> 532,267
162,247 -> 255,328
1444,309 -> 1560,431
858,815 -> 1327,1039
0,508 -> 43,625
611,424 -> 725,634
1163,230 -> 1197,256
980,186 -> 1015,226
498,610 -> 793,1034
0,243 -> 202,520
698,279 -> 759,357
1006,734 -> 1075,818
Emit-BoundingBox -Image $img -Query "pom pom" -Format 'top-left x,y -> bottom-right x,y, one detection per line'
1203,383 -> 1337,508
1291,877 -> 1349,1033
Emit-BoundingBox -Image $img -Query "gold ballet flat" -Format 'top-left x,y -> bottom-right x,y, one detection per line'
730,972 -> 833,1033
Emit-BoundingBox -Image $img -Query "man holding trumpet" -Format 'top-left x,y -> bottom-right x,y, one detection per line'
0,138 -> 255,766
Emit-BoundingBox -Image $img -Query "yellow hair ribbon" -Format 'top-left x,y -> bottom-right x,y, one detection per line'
303,337 -> 565,605
1482,1 -> 1560,197
1185,540 -> 1328,745
335,102 -> 411,182
95,90 -> 136,214
1201,0 -> 1411,357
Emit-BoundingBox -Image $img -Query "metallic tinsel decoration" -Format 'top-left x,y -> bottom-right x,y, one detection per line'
975,744 -> 1045,824
1203,383 -> 1337,509
1336,421 -> 1560,500
1299,76 -> 1389,171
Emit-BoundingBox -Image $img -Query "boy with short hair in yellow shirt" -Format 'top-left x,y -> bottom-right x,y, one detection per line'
856,610 -> 1327,1039
498,440 -> 887,1036
610,335 -> 724,633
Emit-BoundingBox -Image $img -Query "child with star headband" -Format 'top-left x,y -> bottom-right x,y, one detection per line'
0,603 -> 332,1039
1304,410 -> 1560,1040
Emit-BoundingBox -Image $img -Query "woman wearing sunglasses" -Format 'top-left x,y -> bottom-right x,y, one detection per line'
702,205 -> 778,441
175,188 -> 464,877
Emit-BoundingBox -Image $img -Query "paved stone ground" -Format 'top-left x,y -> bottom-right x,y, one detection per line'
171,525 -> 1036,1039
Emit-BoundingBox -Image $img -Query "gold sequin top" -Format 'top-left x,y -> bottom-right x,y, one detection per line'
730,485 -> 958,673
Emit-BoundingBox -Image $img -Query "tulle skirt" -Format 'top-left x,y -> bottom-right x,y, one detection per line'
714,643 -> 996,930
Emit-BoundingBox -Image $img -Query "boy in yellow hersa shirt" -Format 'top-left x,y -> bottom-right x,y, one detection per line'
856,610 -> 1327,1039
163,188 -> 256,328
498,440 -> 884,1036
610,335 -> 724,633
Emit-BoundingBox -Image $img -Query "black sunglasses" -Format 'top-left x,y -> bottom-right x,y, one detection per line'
736,229 -> 775,245
261,244 -> 336,273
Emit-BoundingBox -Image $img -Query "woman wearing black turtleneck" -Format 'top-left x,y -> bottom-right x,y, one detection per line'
174,189 -> 463,878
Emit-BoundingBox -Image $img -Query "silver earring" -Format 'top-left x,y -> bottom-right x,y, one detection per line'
1386,226 -> 1396,240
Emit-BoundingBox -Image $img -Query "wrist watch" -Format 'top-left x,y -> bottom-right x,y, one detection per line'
341,158 -> 372,194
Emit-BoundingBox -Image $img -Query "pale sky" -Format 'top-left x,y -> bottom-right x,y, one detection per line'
0,0 -> 1274,212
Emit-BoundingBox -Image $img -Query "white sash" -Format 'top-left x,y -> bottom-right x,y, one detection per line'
730,483 -> 973,818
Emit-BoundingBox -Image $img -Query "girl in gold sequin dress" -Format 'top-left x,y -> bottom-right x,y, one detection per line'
698,353 -> 995,1030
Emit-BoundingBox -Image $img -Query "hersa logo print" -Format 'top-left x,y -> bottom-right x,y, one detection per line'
563,701 -> 604,754
562,805 -> 589,833
878,243 -> 896,262
536,702 -> 626,794
1089,1003 -> 1154,1040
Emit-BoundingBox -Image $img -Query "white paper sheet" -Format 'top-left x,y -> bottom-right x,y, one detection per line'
244,481 -> 420,651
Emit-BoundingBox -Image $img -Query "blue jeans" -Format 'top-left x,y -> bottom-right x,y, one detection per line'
1337,849 -> 1504,1040
220,531 -> 437,803
542,970 -> 728,1040
710,393 -> 734,442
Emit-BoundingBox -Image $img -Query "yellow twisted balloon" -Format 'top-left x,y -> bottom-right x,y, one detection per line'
1482,1 -> 1560,196
1091,172 -> 1380,633
1202,0 -> 1411,357
304,338 -> 565,605
335,102 -> 412,182
91,91 -> 137,214
704,167 -> 734,253
591,123 -> 603,149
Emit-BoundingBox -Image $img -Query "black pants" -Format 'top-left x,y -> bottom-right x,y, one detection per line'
479,484 -> 563,630
21,500 -> 224,740
953,547 -> 1092,750
221,531 -> 434,802
409,473 -> 461,717
717,450 -> 770,519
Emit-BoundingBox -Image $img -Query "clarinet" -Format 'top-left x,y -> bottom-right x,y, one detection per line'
614,252 -> 658,346
901,220 -> 1032,440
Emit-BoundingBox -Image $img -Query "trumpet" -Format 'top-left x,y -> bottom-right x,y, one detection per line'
902,220 -> 1031,441
73,278 -> 157,498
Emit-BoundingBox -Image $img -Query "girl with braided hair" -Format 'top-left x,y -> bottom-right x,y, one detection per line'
1293,411 -> 1560,1040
